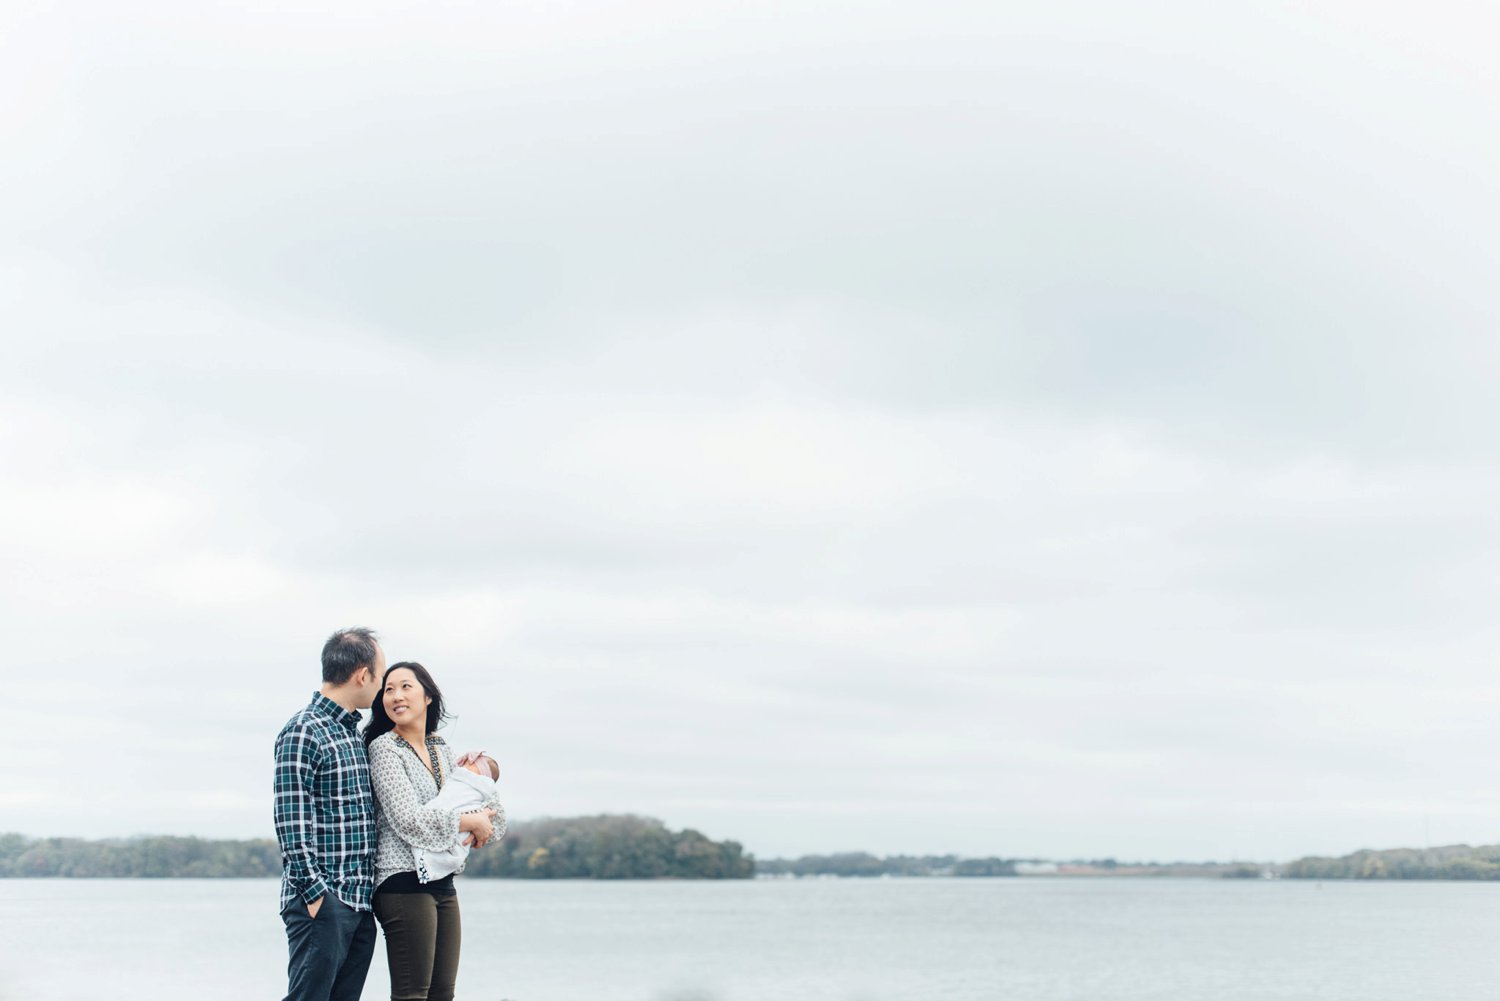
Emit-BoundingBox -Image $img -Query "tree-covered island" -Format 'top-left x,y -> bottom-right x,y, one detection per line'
1282,843 -> 1500,880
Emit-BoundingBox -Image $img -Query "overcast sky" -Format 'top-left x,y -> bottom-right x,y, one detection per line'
4,1 -> 1499,862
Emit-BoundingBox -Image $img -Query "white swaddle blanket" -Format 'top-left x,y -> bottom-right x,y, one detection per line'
414,767 -> 497,883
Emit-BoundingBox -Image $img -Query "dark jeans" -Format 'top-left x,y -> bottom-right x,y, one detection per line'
373,890 -> 462,1001
282,894 -> 377,1001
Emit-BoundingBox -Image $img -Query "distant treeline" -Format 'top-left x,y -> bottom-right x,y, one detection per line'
756,852 -> 1016,877
0,816 -> 752,880
753,854 -> 1275,878
1055,859 -> 1268,878
1283,844 -> 1500,880
468,814 -> 753,879
0,832 -> 281,878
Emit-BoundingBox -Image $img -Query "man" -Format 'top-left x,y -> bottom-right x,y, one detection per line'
274,627 -> 386,1001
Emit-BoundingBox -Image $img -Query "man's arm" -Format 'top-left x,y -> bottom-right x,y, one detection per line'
273,724 -> 330,911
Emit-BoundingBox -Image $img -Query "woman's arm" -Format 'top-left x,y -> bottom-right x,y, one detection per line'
458,809 -> 496,847
479,784 -> 507,843
438,741 -> 500,846
368,739 -> 462,852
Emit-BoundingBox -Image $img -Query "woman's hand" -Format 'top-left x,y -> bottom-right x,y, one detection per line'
459,808 -> 499,848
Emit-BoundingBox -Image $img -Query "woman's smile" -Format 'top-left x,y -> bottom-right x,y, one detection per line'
382,667 -> 431,725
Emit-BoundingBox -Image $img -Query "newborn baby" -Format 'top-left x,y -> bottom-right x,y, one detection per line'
414,751 -> 505,883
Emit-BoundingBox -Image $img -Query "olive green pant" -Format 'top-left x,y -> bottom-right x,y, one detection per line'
372,891 -> 462,1001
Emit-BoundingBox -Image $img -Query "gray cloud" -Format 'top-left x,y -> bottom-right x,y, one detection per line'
4,0 -> 1500,861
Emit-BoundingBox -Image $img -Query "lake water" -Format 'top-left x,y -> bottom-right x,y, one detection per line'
3,877 -> 1498,1000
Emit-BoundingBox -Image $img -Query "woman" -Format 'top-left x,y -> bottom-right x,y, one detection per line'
364,661 -> 505,1001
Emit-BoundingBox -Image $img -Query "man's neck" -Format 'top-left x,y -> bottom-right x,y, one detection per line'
320,682 -> 366,715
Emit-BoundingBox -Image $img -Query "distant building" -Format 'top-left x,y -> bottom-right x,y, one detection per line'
1014,862 -> 1059,875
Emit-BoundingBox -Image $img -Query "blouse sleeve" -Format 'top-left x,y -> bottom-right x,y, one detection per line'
369,738 -> 461,852
482,782 -> 507,841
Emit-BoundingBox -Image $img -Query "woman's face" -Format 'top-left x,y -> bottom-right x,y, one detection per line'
383,667 -> 432,726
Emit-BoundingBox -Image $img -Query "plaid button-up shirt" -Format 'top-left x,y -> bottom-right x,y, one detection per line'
273,692 -> 376,913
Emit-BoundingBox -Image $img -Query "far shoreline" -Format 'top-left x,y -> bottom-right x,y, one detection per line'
9,830 -> 1499,882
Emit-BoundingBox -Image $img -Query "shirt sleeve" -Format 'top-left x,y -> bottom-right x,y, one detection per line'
370,739 -> 462,852
273,723 -> 330,905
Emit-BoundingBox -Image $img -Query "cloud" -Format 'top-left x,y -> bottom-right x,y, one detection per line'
4,0 -> 1500,860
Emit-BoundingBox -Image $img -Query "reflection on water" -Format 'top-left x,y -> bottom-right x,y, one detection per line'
4,877 -> 1500,1000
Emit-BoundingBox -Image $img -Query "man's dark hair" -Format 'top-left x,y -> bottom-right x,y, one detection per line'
321,627 -> 380,684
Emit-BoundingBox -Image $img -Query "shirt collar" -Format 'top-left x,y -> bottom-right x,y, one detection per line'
309,691 -> 364,730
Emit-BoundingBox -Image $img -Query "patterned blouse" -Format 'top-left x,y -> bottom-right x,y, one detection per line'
369,730 -> 507,890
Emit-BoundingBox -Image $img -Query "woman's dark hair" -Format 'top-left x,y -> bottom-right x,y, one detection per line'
363,661 -> 452,747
